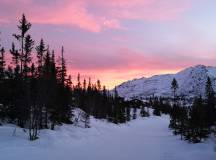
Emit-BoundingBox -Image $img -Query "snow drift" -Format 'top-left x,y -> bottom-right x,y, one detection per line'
0,114 -> 215,160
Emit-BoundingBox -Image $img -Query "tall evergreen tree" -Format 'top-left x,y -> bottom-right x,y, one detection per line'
77,73 -> 81,89
0,32 -> 5,80
171,78 -> 179,104
10,42 -> 20,78
23,34 -> 34,79
87,77 -> 91,90
0,35 -> 6,118
114,86 -> 118,98
58,46 -> 67,85
0,47 -> 5,80
13,14 -> 31,76
205,77 -> 215,106
11,14 -> 32,128
35,39 -> 46,76
83,78 -> 87,91
97,79 -> 101,91
188,96 -> 209,142
205,77 -> 215,127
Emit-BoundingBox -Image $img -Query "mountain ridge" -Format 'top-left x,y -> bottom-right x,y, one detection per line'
116,65 -> 216,99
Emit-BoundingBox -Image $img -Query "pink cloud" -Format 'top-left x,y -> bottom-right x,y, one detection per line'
0,0 -> 100,32
102,18 -> 123,30
0,0 -> 191,32
91,0 -> 191,21
65,46 -> 216,72
30,1 -> 101,32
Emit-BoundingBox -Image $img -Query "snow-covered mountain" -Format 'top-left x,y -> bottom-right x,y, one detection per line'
116,65 -> 216,99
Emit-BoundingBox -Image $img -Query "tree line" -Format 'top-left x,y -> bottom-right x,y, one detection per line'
0,14 -> 74,140
0,14 -> 148,141
151,77 -> 216,143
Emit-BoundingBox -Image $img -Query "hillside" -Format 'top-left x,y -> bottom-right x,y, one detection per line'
116,65 -> 216,99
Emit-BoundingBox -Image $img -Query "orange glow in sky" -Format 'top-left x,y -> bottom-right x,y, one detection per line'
1,0 -> 216,88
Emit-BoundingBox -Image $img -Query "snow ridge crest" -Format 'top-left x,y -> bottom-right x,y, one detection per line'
116,65 -> 216,99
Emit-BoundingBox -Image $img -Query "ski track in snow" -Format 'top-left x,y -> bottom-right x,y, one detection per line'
0,115 -> 215,160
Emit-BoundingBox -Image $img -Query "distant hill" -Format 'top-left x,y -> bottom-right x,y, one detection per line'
115,65 -> 216,99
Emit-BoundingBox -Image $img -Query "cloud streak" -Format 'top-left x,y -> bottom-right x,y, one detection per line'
65,46 -> 216,72
0,0 -> 191,32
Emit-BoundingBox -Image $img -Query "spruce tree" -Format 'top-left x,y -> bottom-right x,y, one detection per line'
23,34 -> 34,79
10,14 -> 32,128
10,42 -> 20,78
205,77 -> 215,127
0,35 -> 6,121
83,78 -> 87,91
0,47 -> 5,80
171,78 -> 179,105
97,79 -> 101,91
114,86 -> 118,98
77,73 -> 81,89
188,96 -> 209,142
58,46 -> 67,85
0,31 -> 5,80
36,39 -> 46,76
13,14 -> 31,76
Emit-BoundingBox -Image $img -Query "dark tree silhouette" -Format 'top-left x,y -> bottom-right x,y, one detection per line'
13,14 -> 31,76
171,78 -> 179,104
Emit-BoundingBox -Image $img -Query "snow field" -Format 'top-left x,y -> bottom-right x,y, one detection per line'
0,114 -> 215,160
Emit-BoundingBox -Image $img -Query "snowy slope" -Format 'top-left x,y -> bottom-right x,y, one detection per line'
0,114 -> 215,160
116,65 -> 216,99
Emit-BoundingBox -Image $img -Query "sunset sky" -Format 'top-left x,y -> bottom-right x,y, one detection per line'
0,0 -> 216,88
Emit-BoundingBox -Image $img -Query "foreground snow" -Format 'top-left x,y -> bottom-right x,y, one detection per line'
0,115 -> 215,160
